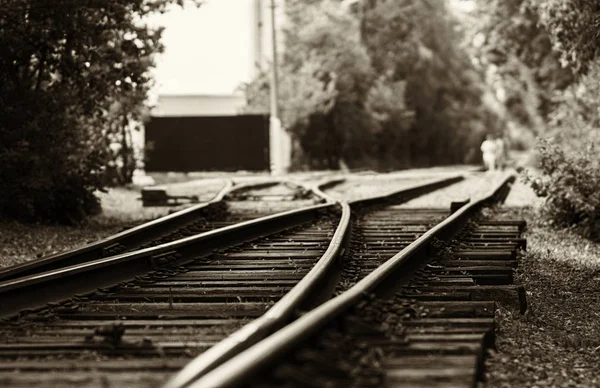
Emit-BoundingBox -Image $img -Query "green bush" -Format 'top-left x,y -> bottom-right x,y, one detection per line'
0,0 -> 195,224
527,138 -> 600,240
0,88 -> 105,224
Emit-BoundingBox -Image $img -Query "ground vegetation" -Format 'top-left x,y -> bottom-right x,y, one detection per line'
526,139 -> 600,240
486,207 -> 600,387
0,186 -> 172,268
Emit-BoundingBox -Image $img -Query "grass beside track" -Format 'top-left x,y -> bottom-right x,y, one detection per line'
486,207 -> 600,388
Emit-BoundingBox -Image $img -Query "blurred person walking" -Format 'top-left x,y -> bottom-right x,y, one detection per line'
481,134 -> 497,171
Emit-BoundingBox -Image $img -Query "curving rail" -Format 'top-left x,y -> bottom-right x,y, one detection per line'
0,202 -> 332,318
176,173 -> 516,388
0,175 -> 462,317
0,179 -> 233,282
0,178 -> 326,283
163,174 -> 464,388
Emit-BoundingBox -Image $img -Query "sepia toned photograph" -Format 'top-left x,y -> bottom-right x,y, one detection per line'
0,0 -> 599,387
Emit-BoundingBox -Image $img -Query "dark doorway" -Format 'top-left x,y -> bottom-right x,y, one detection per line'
145,115 -> 270,172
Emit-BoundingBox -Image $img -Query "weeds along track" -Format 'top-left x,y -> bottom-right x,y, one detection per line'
0,180 -> 324,283
183,174 -> 523,388
0,174 -> 466,387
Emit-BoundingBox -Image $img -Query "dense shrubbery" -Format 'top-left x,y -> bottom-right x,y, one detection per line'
528,0 -> 600,75
472,0 -> 600,237
0,88 -> 105,223
527,139 -> 600,240
0,0 -> 195,223
529,64 -> 600,238
243,0 -> 502,170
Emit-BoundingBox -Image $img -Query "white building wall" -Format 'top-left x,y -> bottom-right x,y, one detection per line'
138,0 -> 287,174
152,95 -> 246,117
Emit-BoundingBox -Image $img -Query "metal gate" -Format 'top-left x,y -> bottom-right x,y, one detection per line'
144,115 -> 270,172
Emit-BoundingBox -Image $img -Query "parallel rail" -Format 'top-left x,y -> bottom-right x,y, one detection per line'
0,179 -> 232,282
180,174 -> 517,388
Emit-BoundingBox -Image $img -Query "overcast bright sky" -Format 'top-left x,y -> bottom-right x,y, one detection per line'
149,0 -> 255,96
149,0 -> 475,96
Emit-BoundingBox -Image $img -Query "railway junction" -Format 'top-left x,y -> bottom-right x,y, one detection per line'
2,0 -> 599,386
0,170 -> 538,387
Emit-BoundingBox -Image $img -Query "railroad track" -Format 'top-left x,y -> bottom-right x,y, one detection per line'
0,179 -> 326,283
175,174 -> 522,388
0,217 -> 338,387
0,174 -> 465,387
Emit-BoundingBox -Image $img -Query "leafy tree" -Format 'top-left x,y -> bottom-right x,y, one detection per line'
244,0 -> 380,169
0,0 -> 199,223
469,0 -> 600,135
464,0 -> 572,135
363,0 -> 499,166
243,0 -> 497,169
473,0 -> 600,237
528,0 -> 600,75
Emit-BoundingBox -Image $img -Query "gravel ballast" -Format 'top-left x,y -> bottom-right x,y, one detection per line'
323,177 -> 436,201
4,168 -> 596,387
0,170 -> 500,269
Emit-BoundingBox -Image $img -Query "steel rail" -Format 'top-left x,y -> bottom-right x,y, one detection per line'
0,178 -> 326,283
163,174 -> 464,388
182,173 -> 515,388
309,177 -> 346,202
0,201 -> 334,318
223,179 -> 282,198
0,177 -> 342,315
0,173 -> 463,384
0,179 -> 233,282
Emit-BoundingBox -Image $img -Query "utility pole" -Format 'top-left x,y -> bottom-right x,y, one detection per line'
269,0 -> 280,128
269,0 -> 290,176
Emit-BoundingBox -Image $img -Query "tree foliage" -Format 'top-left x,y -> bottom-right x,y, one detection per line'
469,0 -> 600,133
529,0 -> 600,75
244,1 -> 378,168
465,0 -> 568,134
243,0 -> 499,170
473,0 -> 600,237
363,0 -> 500,167
0,0 -> 197,223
